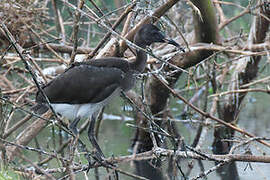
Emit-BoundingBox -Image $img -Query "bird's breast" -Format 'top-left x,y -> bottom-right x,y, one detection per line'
120,72 -> 136,91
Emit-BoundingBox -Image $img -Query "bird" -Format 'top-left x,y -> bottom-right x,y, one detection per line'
33,24 -> 181,159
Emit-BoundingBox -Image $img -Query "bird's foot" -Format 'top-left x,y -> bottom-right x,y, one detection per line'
69,117 -> 81,136
68,125 -> 79,147
85,150 -> 104,172
92,148 -> 105,162
86,150 -> 116,173
68,125 -> 79,136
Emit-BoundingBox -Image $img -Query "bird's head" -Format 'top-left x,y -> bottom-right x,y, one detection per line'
135,24 -> 184,51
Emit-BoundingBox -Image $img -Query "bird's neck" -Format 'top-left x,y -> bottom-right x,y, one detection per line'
130,39 -> 147,73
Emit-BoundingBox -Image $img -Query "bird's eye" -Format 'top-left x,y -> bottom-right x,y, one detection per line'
152,31 -> 159,35
152,31 -> 164,40
151,31 -> 160,38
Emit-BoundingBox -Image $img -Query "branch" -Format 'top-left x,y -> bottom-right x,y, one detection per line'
119,0 -> 181,54
87,2 -> 136,58
70,0 -> 84,64
152,74 -> 270,148
209,88 -> 270,97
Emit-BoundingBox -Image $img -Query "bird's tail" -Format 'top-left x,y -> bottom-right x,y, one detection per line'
31,103 -> 49,115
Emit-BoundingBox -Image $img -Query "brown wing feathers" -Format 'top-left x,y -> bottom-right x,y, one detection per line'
36,63 -> 126,104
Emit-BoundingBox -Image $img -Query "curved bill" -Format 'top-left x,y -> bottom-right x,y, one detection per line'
164,38 -> 185,52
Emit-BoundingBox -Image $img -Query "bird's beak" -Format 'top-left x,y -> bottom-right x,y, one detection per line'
163,38 -> 185,52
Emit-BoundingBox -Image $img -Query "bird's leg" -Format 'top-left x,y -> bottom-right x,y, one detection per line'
69,117 -> 81,136
69,117 -> 93,168
69,117 -> 81,150
68,117 -> 82,165
88,111 -> 105,161
86,111 -> 117,172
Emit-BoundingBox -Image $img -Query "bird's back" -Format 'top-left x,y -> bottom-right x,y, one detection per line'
34,58 -> 136,117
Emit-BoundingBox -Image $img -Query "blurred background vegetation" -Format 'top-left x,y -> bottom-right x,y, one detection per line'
1,0 -> 270,179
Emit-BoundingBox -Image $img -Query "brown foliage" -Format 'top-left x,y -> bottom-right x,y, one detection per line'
1,0 -> 270,179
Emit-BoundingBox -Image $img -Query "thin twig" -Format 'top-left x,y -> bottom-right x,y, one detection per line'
70,0 -> 84,64
152,74 -> 270,148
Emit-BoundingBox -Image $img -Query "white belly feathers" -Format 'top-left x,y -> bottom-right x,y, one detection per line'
51,88 -> 121,119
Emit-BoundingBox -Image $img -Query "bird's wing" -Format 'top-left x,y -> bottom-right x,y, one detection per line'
71,58 -> 130,72
36,64 -> 125,104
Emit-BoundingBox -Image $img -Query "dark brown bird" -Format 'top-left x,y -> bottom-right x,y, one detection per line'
33,24 -> 181,158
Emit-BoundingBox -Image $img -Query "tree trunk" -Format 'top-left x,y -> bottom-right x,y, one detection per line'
212,2 -> 270,179
132,0 -> 219,178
